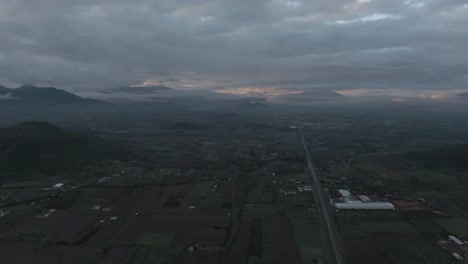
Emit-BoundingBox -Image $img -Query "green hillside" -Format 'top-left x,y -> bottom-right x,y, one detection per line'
0,121 -> 133,178
0,85 -> 107,105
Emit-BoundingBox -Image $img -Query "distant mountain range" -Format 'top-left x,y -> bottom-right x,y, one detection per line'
457,92 -> 468,99
0,85 -> 107,106
1,84 -> 466,107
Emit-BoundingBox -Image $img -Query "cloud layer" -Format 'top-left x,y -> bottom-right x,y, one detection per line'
0,0 -> 467,94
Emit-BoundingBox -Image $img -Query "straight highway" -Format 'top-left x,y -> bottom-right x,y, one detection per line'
301,130 -> 345,264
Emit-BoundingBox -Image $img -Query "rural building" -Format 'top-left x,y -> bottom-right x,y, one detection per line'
347,200 -> 363,204
0,210 -> 11,218
359,195 -> 372,203
297,185 -> 313,192
338,189 -> 351,198
37,209 -> 56,218
452,253 -> 464,261
280,189 -> 297,195
449,235 -> 465,246
335,202 -> 395,210
52,183 -> 64,188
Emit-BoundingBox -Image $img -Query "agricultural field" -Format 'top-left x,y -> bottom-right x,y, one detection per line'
0,111 -> 334,264
2,106 -> 468,263
292,217 -> 331,264
435,218 -> 468,239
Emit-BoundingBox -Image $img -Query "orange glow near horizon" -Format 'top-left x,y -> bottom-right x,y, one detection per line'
214,87 -> 303,97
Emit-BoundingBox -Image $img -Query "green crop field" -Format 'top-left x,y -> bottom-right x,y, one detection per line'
292,217 -> 330,264
377,239 -> 428,264
187,181 -> 216,196
360,221 -> 418,234
138,233 -> 174,247
435,218 -> 468,238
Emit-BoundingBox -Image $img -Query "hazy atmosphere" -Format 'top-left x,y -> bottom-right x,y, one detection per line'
1,0 -> 467,100
2,1 -> 468,264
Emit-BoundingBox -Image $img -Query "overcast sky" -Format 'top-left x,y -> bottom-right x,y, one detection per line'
0,0 -> 467,96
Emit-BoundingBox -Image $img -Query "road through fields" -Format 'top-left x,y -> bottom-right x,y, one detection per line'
301,131 -> 345,264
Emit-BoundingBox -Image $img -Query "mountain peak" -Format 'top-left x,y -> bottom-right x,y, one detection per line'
0,84 -> 108,106
0,85 -> 9,93
17,84 -> 39,89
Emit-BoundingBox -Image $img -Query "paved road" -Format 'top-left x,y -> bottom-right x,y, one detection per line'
301,131 -> 345,264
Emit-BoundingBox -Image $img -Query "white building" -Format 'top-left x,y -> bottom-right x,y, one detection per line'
335,202 -> 395,210
52,183 -> 64,188
347,200 -> 363,204
452,253 -> 463,261
0,210 -> 11,218
358,195 -> 372,203
449,235 -> 465,246
452,253 -> 464,261
338,189 -> 351,198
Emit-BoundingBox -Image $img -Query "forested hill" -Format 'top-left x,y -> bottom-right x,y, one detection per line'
0,122 -> 134,178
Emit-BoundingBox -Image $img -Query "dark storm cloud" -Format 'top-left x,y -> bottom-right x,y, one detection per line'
0,0 -> 467,94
